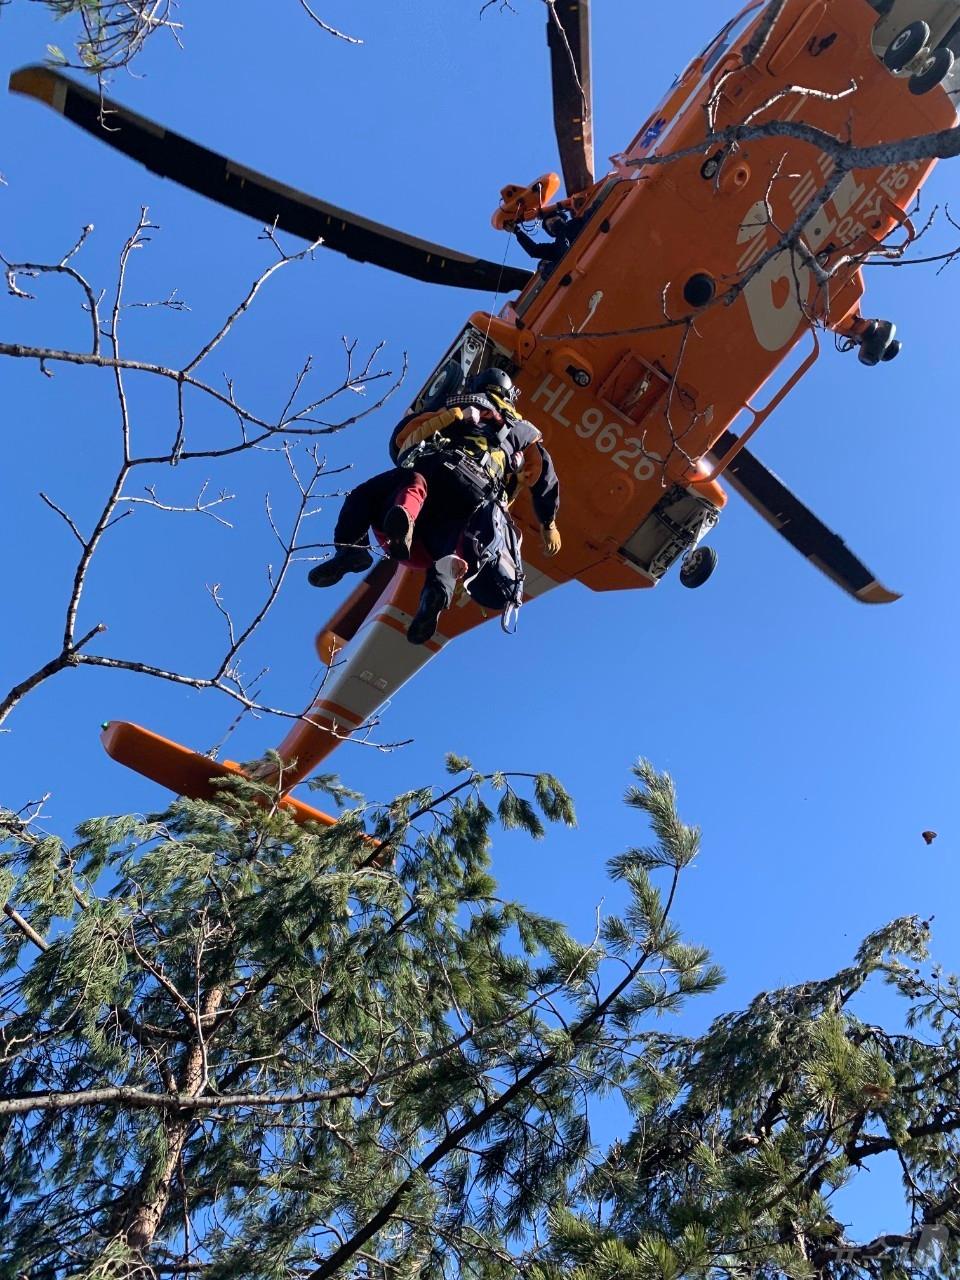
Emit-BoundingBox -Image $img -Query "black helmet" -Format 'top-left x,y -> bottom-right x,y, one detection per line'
469,367 -> 516,401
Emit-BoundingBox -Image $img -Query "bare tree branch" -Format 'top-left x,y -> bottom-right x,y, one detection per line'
0,215 -> 405,736
297,0 -> 362,44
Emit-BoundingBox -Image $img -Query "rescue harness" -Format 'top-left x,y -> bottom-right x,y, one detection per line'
397,393 -> 524,500
396,399 -> 527,632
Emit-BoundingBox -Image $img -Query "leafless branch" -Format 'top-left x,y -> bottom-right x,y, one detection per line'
2,901 -> 50,952
38,492 -> 86,546
0,1081 -> 362,1118
0,215 -> 404,737
121,481 -> 236,529
297,0 -> 363,44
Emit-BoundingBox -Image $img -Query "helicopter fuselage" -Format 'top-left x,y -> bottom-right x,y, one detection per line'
101,0 -> 959,797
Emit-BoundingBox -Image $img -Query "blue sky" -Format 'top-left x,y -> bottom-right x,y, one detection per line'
1,0 -> 958,1243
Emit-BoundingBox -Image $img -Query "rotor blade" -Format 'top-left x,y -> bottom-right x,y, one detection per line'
546,0 -> 595,194
9,66 -> 533,294
709,431 -> 900,604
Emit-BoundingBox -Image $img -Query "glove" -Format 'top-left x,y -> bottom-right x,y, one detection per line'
541,522 -> 561,556
459,404 -> 481,426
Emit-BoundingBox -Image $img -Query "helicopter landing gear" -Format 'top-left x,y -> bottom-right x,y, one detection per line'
881,21 -> 954,95
679,545 -> 718,589
884,20 -> 930,71
700,151 -> 725,181
421,359 -> 466,411
909,46 -> 955,95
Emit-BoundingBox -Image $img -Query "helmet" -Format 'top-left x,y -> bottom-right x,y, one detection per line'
468,368 -> 516,402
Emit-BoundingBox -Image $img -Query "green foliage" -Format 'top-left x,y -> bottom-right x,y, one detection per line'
9,1 -> 180,73
545,908 -> 960,1280
3,760 -> 958,1279
0,758 -> 707,1278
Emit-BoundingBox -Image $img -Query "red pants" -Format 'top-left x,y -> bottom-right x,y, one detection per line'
334,465 -> 471,600
373,473 -> 435,570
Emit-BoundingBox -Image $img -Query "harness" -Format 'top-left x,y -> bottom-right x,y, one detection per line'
461,498 -> 525,634
396,400 -> 528,632
398,398 -> 520,503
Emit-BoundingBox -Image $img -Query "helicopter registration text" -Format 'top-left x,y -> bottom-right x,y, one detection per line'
530,375 -> 658,482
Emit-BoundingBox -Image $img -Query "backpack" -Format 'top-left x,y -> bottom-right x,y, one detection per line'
462,499 -> 525,633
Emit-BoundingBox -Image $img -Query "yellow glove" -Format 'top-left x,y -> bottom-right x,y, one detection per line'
541,522 -> 561,556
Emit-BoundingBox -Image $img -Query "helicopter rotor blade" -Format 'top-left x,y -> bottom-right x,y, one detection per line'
546,0 -> 595,195
9,66 -> 533,294
709,430 -> 900,604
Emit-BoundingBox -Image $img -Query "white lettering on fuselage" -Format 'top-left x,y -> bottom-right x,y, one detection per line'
741,161 -> 923,352
531,375 -> 658,482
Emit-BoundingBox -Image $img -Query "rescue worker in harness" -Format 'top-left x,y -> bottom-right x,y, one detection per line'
308,369 -> 561,645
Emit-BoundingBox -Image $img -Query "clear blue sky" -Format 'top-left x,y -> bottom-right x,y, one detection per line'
2,0 -> 957,1243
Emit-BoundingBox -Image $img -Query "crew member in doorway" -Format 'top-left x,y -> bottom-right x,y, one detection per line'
510,208 -> 582,274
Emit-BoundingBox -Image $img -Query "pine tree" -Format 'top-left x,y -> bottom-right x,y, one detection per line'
540,920 -> 960,1280
19,2 -> 181,71
0,757 -> 720,1278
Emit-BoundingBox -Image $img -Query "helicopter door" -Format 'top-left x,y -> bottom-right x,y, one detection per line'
410,323 -> 513,415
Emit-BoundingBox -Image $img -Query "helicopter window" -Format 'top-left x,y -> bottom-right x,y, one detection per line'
699,2 -> 765,73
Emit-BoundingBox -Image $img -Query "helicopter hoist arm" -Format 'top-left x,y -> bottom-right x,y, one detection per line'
9,66 -> 533,293
709,430 -> 900,605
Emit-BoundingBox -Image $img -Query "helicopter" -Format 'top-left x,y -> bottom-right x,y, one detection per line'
9,0 -> 959,817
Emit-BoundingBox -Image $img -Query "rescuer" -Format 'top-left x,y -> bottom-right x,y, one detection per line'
511,208 -> 582,274
307,369 -> 561,644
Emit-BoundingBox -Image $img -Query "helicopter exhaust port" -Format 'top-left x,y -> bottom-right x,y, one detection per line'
683,272 -> 717,309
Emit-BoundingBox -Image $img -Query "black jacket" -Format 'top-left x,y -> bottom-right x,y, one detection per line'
392,400 -> 560,527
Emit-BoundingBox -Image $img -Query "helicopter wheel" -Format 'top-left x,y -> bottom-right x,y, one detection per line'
700,152 -> 724,181
421,360 -> 465,412
909,46 -> 954,94
679,546 -> 718,589
884,20 -> 930,72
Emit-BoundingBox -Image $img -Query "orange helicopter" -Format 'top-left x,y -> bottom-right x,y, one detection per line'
9,0 -> 958,820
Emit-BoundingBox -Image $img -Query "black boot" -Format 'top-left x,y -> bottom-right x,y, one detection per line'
381,505 -> 414,560
307,545 -> 373,588
407,582 -> 447,645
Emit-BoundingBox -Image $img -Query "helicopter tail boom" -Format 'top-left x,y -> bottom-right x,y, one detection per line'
100,720 -> 339,827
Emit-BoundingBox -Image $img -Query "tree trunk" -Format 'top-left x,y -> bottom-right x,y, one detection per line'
120,987 -> 224,1256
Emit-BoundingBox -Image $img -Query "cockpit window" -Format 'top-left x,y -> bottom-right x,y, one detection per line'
699,2 -> 765,72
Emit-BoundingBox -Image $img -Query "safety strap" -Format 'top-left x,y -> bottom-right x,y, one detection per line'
500,509 -> 525,634
398,431 -> 510,501
460,499 -> 525,635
